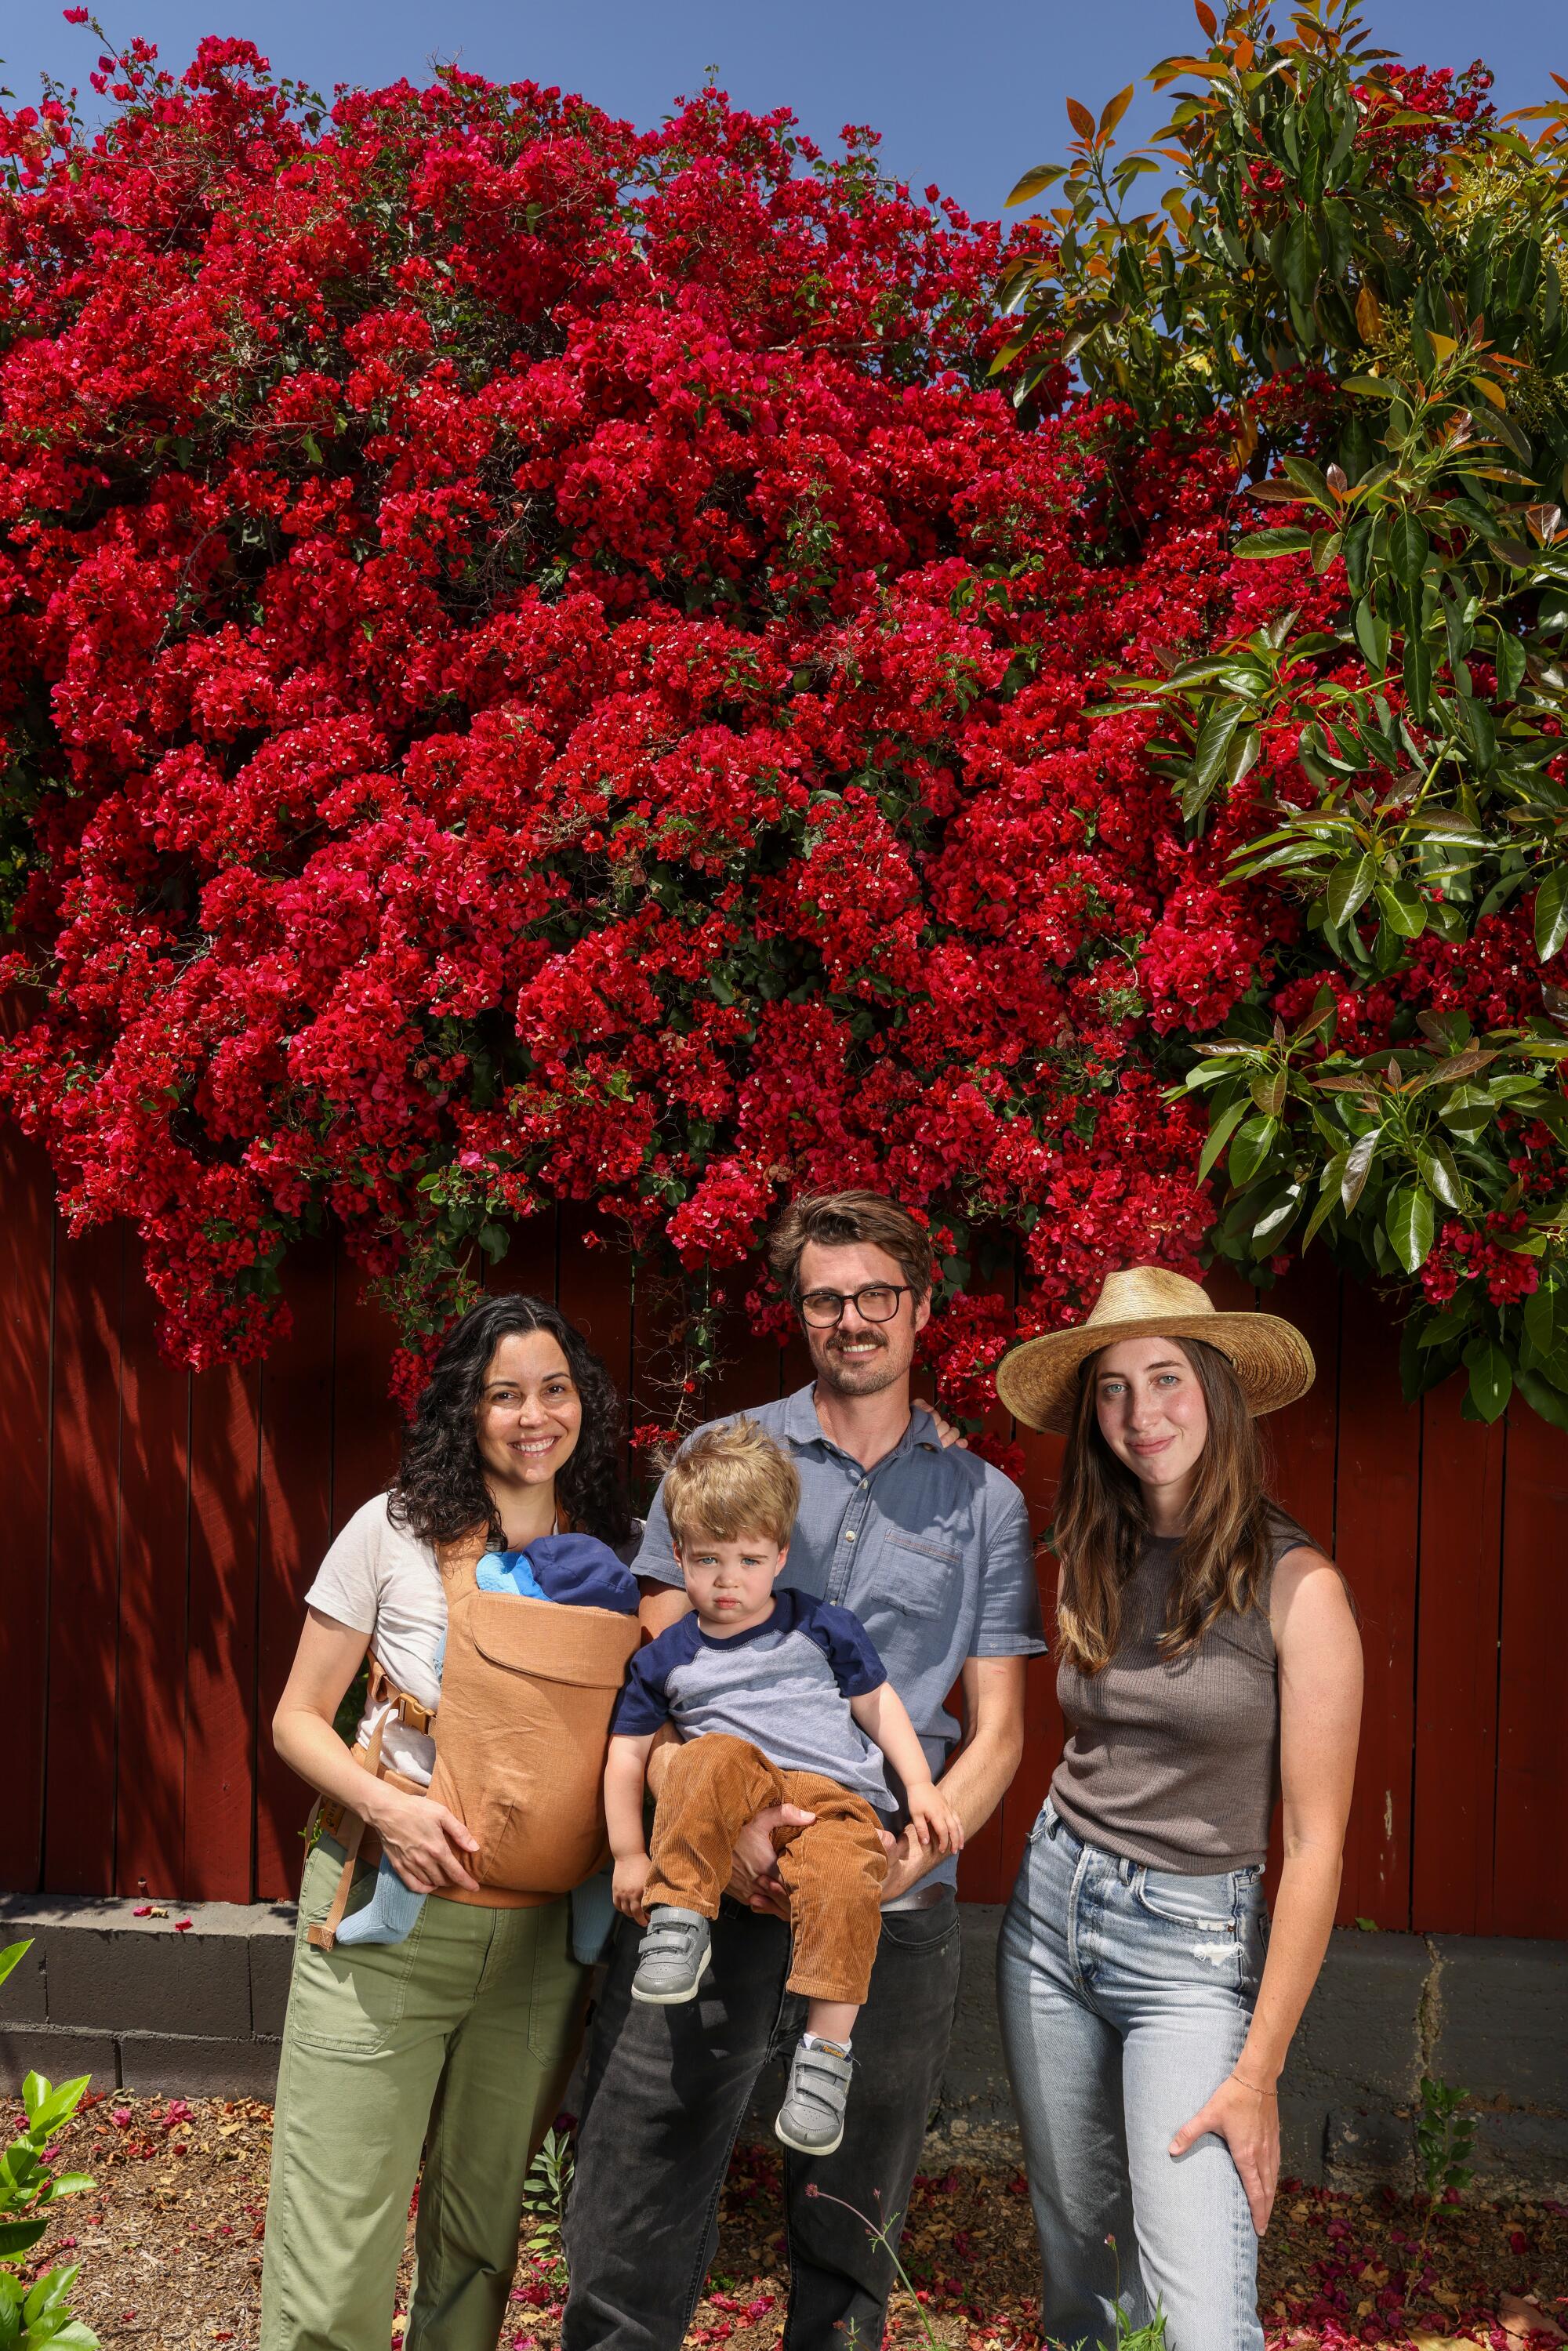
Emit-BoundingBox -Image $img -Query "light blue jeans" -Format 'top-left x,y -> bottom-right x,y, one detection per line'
996,1800 -> 1269,2351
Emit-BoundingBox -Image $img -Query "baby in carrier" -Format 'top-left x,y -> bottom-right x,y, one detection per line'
604,1420 -> 962,2157
336,1531 -> 639,1950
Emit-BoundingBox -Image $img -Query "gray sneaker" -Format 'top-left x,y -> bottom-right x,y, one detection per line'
774,2037 -> 854,2157
630,1907 -> 711,2004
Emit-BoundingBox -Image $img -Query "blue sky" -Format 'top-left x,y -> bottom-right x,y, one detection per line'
4,2 -> 1562,224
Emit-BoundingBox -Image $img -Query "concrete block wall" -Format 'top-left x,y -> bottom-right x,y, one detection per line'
3,1895 -> 1565,2198
0,1896 -> 294,2099
938,1910 -> 1568,2197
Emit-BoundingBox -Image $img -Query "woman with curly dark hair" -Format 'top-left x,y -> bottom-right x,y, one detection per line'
263,1295 -> 634,2351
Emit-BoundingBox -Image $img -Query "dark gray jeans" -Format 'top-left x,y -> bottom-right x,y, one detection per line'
561,1891 -> 962,2351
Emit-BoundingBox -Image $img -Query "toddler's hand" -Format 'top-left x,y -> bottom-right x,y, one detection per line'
906,1781 -> 964,1857
613,1852 -> 652,1924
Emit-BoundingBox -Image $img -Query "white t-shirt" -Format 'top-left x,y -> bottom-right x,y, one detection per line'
305,1493 -> 445,1784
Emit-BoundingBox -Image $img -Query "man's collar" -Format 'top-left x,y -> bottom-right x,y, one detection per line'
782,1382 -> 942,1458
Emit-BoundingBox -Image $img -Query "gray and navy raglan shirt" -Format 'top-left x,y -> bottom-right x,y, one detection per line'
610,1587 -> 897,1812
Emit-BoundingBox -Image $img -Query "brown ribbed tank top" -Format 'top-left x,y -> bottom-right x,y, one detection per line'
1049,1507 -> 1314,1874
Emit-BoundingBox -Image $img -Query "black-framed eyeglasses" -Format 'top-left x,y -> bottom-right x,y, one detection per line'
798,1283 -> 913,1329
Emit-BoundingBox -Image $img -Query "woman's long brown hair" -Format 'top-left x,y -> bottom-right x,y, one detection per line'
1053,1336 -> 1277,1676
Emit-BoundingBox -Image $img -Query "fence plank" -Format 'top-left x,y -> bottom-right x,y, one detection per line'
1333,1281 -> 1421,1931
557,1210 -> 636,1476
0,1133 -> 54,1892
1265,1263 -> 1341,1554
1493,1402 -> 1568,1938
44,1224 -> 124,1895
184,1362 -> 260,1903
330,1256 -> 400,1535
114,1252 -> 192,1899
1410,1376 -> 1504,1935
256,1240 -> 337,1901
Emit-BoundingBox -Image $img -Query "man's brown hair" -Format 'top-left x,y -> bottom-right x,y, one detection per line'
765,1189 -> 935,1305
663,1417 -> 801,1549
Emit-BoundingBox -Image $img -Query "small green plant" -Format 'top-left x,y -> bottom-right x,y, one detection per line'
1417,2074 -> 1476,2200
520,2125 -> 575,2269
804,2182 -> 946,2348
1102,2236 -> 1167,2350
1407,2073 -> 1477,2295
0,1939 -> 100,2349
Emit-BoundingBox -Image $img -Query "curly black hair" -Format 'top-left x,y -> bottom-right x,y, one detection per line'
388,1293 -> 632,1550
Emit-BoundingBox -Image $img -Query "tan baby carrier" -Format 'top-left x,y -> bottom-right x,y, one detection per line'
310,1526 -> 640,1950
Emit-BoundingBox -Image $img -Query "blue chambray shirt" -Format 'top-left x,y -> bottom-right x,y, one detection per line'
634,1386 -> 1047,1892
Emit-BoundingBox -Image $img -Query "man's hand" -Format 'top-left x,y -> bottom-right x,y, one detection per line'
877,1823 -> 937,1907
612,1851 -> 652,1925
725,1802 -> 817,1916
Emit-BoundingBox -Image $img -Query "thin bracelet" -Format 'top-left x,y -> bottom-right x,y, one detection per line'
1229,2070 -> 1279,2098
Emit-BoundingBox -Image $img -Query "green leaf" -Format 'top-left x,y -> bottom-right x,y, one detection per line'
1386,1182 -> 1436,1272
1234,528 -> 1313,559
1463,1334 -> 1512,1423
1191,699 -> 1245,796
1005,162 -> 1067,207
1353,595 -> 1390,673
1494,627 -> 1526,702
1403,631 -> 1432,722
1197,1097 -> 1250,1182
1414,1134 -> 1463,1209
1388,512 -> 1430,586
0,1942 -> 31,1995
1375,878 -> 1426,938
1227,1112 -> 1280,1188
0,2219 -> 46,2259
1516,1365 -> 1568,1428
1523,1284 -> 1558,1359
1535,864 -> 1568,961
1341,1127 -> 1381,1210
1327,851 -> 1377,927
1249,1066 -> 1287,1118
1279,212 -> 1322,307
1250,1183 -> 1301,1247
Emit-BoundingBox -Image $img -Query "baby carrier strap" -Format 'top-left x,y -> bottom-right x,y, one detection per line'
436,1524 -> 489,1602
305,1653 -> 434,1954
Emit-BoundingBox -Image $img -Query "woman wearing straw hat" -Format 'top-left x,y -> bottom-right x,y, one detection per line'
994,1267 -> 1363,2351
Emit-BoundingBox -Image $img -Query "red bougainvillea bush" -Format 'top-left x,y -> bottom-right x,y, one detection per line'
0,19 -> 1558,1427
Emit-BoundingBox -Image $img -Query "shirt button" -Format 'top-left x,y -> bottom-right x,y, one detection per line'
858,1478 -> 868,1489
844,1530 -> 857,1542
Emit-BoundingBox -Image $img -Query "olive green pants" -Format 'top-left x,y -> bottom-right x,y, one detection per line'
260,1841 -> 587,2351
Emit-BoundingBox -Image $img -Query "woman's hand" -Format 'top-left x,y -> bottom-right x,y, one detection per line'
1168,2072 -> 1279,2235
613,1852 -> 652,1924
916,1400 -> 969,1449
368,1783 -> 481,1896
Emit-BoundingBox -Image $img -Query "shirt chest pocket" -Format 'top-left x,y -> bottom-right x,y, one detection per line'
880,1534 -> 963,1620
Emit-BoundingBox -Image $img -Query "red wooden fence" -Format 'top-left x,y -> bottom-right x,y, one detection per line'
2,1123 -> 1563,1935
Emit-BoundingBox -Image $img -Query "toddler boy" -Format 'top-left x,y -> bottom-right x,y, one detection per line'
604,1418 -> 962,2157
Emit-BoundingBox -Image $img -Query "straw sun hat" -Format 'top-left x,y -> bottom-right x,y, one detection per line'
995,1266 -> 1316,1436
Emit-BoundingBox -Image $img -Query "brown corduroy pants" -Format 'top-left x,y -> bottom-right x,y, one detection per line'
644,1734 -> 889,2005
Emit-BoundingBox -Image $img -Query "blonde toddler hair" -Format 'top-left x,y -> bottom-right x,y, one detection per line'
663,1417 -> 800,1550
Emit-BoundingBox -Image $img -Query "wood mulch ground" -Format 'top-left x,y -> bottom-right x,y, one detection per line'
20,2092 -> 1567,2349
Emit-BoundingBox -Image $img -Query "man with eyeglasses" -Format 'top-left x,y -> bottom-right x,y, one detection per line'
564,1190 -> 1044,2351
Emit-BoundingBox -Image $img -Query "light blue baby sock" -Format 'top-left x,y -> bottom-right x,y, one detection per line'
335,1853 -> 427,1947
